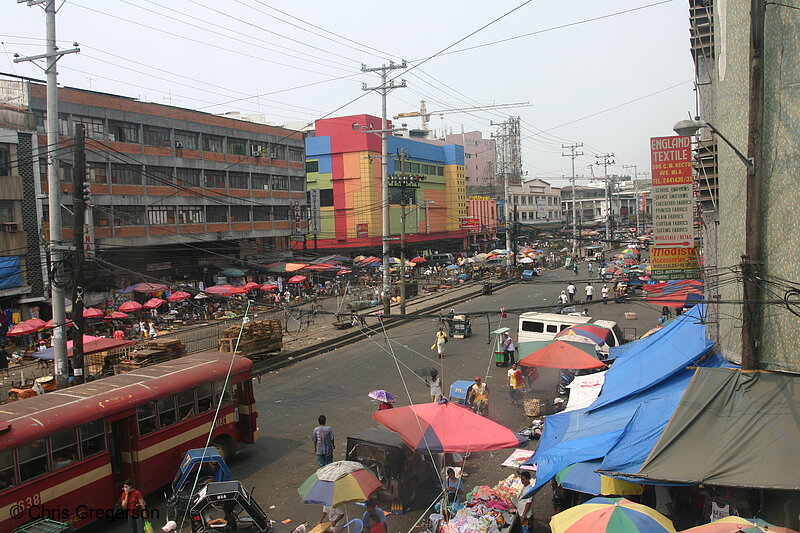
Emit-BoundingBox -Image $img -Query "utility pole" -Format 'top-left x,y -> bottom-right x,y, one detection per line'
362,61 -> 407,316
622,165 -> 644,236
491,118 -> 522,268
562,143 -> 584,254
741,0 -> 765,370
595,154 -> 615,247
70,124 -> 87,384
15,0 -> 80,389
388,149 -> 420,317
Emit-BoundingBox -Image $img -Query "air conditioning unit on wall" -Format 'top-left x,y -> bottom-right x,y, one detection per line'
2,222 -> 20,232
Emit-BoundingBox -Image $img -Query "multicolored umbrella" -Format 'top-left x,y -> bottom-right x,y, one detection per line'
82,307 -> 105,319
118,301 -> 143,312
142,298 -> 166,309
167,291 -> 191,301
645,289 -> 703,308
555,324 -> 614,346
262,261 -> 309,273
297,461 -> 382,507
368,390 -> 396,403
6,318 -> 47,336
373,400 -> 526,453
518,340 -> 605,370
682,516 -> 798,533
550,497 -> 675,533
306,263 -> 337,271
555,460 -> 642,497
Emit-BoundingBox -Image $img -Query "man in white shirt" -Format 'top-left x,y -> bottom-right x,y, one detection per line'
566,283 -> 576,303
585,283 -> 594,302
601,285 -> 610,304
514,471 -> 534,533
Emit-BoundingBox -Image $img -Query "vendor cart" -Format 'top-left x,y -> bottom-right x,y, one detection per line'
450,315 -> 472,339
490,327 -> 510,367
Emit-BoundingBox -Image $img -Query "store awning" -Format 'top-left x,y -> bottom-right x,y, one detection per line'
632,367 -> 800,490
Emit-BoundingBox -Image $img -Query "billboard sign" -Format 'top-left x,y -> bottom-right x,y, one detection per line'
356,223 -> 369,238
650,136 -> 694,248
650,246 -> 702,280
309,188 -> 321,235
460,217 -> 481,232
292,201 -> 303,234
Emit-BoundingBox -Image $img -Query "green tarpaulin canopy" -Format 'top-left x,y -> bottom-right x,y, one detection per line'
633,367 -> 800,490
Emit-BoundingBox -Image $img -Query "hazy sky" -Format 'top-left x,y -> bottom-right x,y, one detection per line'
3,0 -> 696,184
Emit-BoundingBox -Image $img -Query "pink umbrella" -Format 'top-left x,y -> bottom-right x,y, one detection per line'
45,318 -> 73,329
260,283 -> 279,292
131,282 -> 169,293
288,275 -> 307,283
6,318 -> 47,336
142,298 -> 166,309
336,269 -> 352,276
167,291 -> 191,302
106,311 -> 130,320
242,282 -> 261,291
118,301 -> 143,312
82,308 -> 105,319
229,286 -> 248,295
204,284 -> 234,296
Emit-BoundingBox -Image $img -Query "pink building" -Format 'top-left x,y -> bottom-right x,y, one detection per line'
442,131 -> 497,189
467,197 -> 498,251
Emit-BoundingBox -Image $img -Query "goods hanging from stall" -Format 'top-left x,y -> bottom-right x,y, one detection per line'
435,475 -> 524,533
218,319 -> 283,360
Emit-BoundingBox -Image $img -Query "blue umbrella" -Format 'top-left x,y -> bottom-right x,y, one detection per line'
368,390 -> 396,403
446,264 -> 460,270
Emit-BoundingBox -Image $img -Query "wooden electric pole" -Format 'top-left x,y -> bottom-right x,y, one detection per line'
70,123 -> 87,384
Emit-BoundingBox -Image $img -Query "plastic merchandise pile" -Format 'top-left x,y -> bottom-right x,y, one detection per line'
438,475 -> 523,533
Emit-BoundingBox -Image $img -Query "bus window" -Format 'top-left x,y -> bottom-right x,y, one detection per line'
80,420 -> 106,457
521,321 -> 544,333
51,428 -> 79,469
137,403 -> 158,436
177,389 -> 196,420
0,449 -> 15,490
18,439 -> 49,481
546,324 -> 558,333
197,384 -> 213,413
214,381 -> 234,406
158,396 -> 177,428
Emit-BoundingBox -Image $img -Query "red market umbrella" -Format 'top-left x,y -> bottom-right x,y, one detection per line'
44,318 -> 73,329
82,308 -> 105,319
131,282 -> 169,293
118,301 -> 143,312
167,291 -> 191,302
260,283 -> 279,292
204,284 -> 234,296
288,275 -> 307,283
6,318 -> 47,336
518,340 -> 606,370
373,400 -> 526,453
229,286 -> 248,295
105,311 -> 130,320
336,269 -> 352,276
142,298 -> 166,309
410,256 -> 427,263
242,282 -> 261,291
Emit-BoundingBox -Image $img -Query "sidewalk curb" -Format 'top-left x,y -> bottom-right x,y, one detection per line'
253,278 -> 518,375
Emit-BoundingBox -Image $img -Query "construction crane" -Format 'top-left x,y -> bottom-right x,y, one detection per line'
394,100 -> 532,132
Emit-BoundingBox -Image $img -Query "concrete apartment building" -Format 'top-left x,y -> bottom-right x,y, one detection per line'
508,179 -> 563,226
0,75 -> 307,289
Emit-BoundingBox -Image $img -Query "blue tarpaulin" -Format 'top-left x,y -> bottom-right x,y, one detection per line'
587,305 -> 713,412
0,256 -> 22,290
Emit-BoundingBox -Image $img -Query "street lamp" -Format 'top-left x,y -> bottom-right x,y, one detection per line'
673,118 -> 754,175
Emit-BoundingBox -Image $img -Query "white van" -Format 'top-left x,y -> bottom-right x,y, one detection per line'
517,312 -> 625,348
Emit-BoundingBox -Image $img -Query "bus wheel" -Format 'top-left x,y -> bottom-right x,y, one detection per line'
212,437 -> 232,463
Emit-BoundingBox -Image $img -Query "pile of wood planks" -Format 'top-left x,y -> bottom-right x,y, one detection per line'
217,319 -> 283,360
119,338 -> 187,370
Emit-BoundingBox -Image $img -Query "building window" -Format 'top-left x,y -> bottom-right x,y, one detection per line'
146,166 -> 173,187
273,205 -> 290,220
143,125 -> 171,147
205,170 -> 226,188
228,172 -> 249,189
272,175 -> 288,190
109,120 -> 140,143
114,205 -> 146,226
147,206 -> 176,225
250,142 -> 267,157
290,176 -> 305,191
72,116 -> 105,140
110,164 -> 142,185
58,115 -> 70,136
93,205 -> 111,228
0,200 -> 14,223
319,189 -> 333,207
87,162 -> 107,183
521,212 -> 527,220
178,206 -> 204,224
305,160 -> 319,173
206,206 -> 228,223
287,147 -> 303,162
227,138 -> 247,156
269,144 -> 286,160
174,130 -> 199,150
437,167 -> 444,176
253,206 -> 271,221
0,144 -> 10,176
203,135 -> 224,153
230,206 -> 250,222
176,168 -> 201,187
251,173 -> 270,190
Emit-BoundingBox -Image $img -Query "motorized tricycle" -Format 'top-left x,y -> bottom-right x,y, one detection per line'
165,448 -> 232,522
189,481 -> 272,533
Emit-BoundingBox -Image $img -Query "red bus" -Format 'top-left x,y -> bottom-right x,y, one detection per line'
0,352 -> 259,531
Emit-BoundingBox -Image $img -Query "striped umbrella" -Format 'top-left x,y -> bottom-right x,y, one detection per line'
550,497 -> 675,533
682,516 -> 799,533
297,461 -> 382,507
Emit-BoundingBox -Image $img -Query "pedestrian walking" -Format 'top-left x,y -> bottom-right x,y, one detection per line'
427,370 -> 442,402
588,262 -> 594,275
121,479 -> 146,533
514,471 -> 535,533
507,363 -> 525,406
585,283 -> 594,302
567,283 -> 576,303
601,284 -> 609,304
502,332 -> 516,365
434,328 -> 447,358
660,306 -> 671,324
572,262 -> 579,275
312,415 -> 334,467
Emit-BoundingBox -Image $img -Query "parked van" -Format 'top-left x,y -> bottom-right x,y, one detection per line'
426,253 -> 456,266
517,312 -> 625,348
